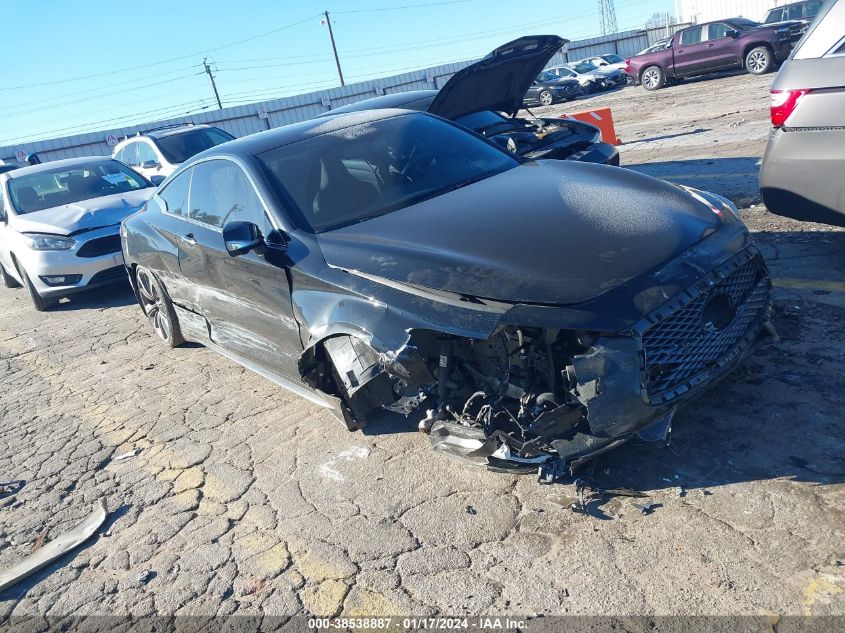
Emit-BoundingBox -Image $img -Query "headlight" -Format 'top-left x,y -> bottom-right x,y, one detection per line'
24,234 -> 76,251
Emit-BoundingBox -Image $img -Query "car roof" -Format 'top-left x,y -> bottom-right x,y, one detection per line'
196,109 -> 425,160
324,90 -> 438,116
4,156 -> 113,179
145,124 -> 218,139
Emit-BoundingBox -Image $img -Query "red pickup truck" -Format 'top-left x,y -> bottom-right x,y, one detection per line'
627,17 -> 805,90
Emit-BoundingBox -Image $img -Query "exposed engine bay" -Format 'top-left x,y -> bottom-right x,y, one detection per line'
479,116 -> 607,162
316,326 -> 677,479
309,249 -> 773,480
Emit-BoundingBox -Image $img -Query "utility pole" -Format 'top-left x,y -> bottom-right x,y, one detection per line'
203,57 -> 223,110
322,11 -> 345,86
598,0 -> 619,35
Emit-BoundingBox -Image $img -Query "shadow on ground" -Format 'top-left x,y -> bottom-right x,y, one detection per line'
51,282 -> 135,312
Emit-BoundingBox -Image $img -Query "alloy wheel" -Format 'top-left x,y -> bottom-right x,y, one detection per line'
748,50 -> 768,73
539,91 -> 553,106
643,68 -> 660,89
136,268 -> 172,342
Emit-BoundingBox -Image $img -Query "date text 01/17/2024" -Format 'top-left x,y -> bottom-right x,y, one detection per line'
307,617 -> 528,630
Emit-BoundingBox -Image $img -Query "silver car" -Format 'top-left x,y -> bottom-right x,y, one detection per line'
759,0 -> 845,225
0,157 -> 154,310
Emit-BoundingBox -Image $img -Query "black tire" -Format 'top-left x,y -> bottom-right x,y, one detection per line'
538,90 -> 553,106
15,261 -> 56,312
0,261 -> 20,288
641,66 -> 665,91
745,45 -> 773,75
134,266 -> 184,347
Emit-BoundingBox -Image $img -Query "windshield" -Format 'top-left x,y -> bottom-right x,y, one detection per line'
727,18 -> 760,29
258,114 -> 518,233
602,54 -> 625,63
154,127 -> 234,164
572,62 -> 596,73
8,160 -> 150,215
536,71 -> 557,82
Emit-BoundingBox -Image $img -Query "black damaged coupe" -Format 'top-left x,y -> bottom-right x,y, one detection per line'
121,108 -> 773,475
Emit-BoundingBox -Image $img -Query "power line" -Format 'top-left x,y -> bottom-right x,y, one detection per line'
0,99 -> 216,146
334,0 -> 470,14
0,13 -> 322,91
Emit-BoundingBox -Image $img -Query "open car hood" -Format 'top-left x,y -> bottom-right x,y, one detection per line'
427,35 -> 568,120
318,161 -> 723,306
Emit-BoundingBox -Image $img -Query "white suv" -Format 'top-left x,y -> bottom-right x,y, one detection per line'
112,124 -> 234,184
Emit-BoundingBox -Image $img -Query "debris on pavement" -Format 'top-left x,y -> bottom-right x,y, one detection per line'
113,449 -> 141,461
0,498 -> 107,593
137,570 -> 153,584
632,501 -> 659,515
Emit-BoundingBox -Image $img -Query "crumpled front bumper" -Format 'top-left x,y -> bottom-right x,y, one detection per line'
429,247 -> 774,477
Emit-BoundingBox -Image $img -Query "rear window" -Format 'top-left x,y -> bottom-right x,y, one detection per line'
154,128 -> 234,164
8,160 -> 150,214
258,114 -> 518,233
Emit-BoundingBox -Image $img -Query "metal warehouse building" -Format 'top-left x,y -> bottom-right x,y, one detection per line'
678,0 -> 790,23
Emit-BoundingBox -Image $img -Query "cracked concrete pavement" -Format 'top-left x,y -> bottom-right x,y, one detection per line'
1,72 -> 844,618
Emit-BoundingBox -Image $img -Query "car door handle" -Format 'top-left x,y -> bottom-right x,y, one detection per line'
182,233 -> 197,246
707,43 -> 714,47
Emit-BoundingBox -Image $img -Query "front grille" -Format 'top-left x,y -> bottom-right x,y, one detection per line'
88,266 -> 127,286
639,254 -> 770,403
76,234 -> 121,258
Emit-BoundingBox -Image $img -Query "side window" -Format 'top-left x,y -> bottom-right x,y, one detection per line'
765,8 -> 783,23
121,143 -> 140,167
806,1 -> 821,17
680,27 -> 704,46
158,170 -> 191,217
137,143 -> 158,165
707,23 -> 731,40
786,5 -> 804,20
188,160 -> 272,234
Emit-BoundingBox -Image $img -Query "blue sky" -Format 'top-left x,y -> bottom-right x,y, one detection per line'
2,0 -> 673,145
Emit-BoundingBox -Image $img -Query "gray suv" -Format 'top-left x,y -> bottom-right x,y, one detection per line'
759,0 -> 845,226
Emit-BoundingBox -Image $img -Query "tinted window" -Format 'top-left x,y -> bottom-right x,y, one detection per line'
572,62 -> 597,73
786,5 -> 804,19
707,23 -> 732,40
258,114 -> 518,233
537,71 -> 557,82
8,160 -> 150,214
680,27 -> 704,45
138,142 -> 158,164
121,143 -> 140,166
602,54 -> 625,63
187,160 -> 271,233
159,170 -> 191,216
553,67 -> 575,77
765,8 -> 784,22
806,1 -> 821,17
154,128 -> 235,164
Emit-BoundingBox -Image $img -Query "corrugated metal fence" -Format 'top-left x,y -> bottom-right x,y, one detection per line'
0,24 -> 690,165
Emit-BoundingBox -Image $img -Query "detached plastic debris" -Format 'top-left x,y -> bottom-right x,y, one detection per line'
632,501 -> 659,515
0,498 -> 108,593
113,448 -> 141,461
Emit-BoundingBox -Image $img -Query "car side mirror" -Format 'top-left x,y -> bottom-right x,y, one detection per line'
149,175 -> 165,186
728,29 -> 740,37
223,221 -> 266,257
141,160 -> 161,169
